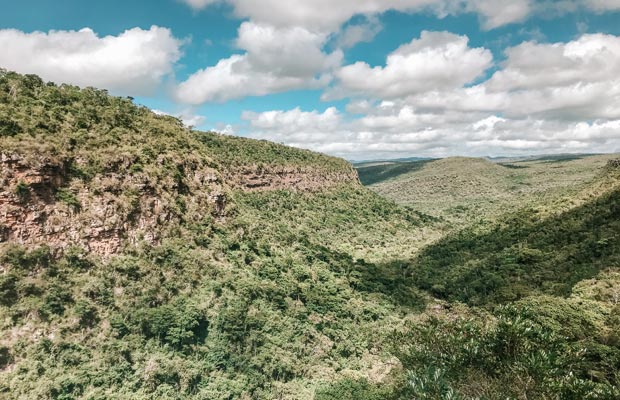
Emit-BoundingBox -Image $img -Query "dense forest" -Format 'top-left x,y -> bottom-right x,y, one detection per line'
1,70 -> 620,399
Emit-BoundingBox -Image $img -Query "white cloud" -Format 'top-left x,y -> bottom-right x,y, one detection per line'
585,0 -> 620,11
179,0 -> 540,31
180,0 -> 220,10
0,26 -> 183,95
221,0 -> 438,31
467,0 -> 532,29
483,33 -> 620,119
153,109 -> 207,128
335,17 -> 383,49
171,2 -> 620,158
175,22 -> 341,103
243,104 -> 620,160
174,0 -> 620,105
240,32 -> 620,159
242,107 -> 341,133
326,31 -> 493,100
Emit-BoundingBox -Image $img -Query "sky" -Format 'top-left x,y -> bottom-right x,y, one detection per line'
1,1 -> 620,160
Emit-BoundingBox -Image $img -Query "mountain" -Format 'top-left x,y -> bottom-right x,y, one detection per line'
2,70 -> 620,399
357,155 -> 620,227
0,70 -> 434,399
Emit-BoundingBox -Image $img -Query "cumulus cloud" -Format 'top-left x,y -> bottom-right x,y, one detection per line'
467,0 -> 532,29
0,26 -> 183,95
172,1 -> 620,158
326,31 -> 493,100
335,17 -> 383,49
175,22 -> 341,103
179,0 -> 540,31
585,0 -> 620,11
243,104 -> 620,159
480,33 -> 620,119
364,33 -> 620,119
153,109 -> 207,128
541,0 -> 620,13
175,0 -> 620,105
243,107 -> 341,133
180,0 -> 220,10
242,31 -> 620,159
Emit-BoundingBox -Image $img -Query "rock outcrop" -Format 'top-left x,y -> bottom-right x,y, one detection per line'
0,152 -> 360,256
0,153 -> 226,256
226,165 -> 360,192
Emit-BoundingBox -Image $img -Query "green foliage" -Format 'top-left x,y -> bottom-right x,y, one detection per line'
198,132 -> 350,171
410,188 -> 620,305
40,283 -> 74,317
2,70 -> 620,399
55,187 -> 81,210
135,300 -> 208,350
315,378 -> 389,400
0,347 -> 12,369
13,181 -> 30,202
74,300 -> 98,327
392,306 -> 620,399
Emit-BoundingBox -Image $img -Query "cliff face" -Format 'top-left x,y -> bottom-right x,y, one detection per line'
0,153 -> 226,256
0,154 -> 359,256
0,70 -> 361,256
225,165 -> 360,192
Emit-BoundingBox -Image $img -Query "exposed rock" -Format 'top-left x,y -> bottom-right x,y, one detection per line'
0,151 -> 360,256
0,153 -> 226,256
226,165 -> 360,192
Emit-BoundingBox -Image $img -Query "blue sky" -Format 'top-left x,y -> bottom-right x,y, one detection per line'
1,0 -> 620,160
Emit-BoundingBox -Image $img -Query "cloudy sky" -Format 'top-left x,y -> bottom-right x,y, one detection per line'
2,1 -> 620,160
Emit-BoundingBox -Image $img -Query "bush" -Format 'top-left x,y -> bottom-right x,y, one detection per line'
55,188 -> 81,210
137,301 -> 208,349
40,284 -> 73,317
14,181 -> 30,202
0,346 -> 13,369
74,300 -> 97,327
315,378 -> 388,400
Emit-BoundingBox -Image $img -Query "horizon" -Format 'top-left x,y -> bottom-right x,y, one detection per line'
1,0 -> 620,159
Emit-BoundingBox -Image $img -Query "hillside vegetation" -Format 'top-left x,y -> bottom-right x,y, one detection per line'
358,155 -> 619,227
1,70 -> 620,399
0,70 -> 433,399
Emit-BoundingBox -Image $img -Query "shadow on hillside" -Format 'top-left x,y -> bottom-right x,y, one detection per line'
356,160 -> 432,186
350,258 -> 428,311
300,239 -> 428,311
405,187 -> 620,306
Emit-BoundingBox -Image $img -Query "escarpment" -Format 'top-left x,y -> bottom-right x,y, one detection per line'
225,164 -> 360,192
0,152 -> 226,256
0,154 -> 360,256
0,70 -> 361,256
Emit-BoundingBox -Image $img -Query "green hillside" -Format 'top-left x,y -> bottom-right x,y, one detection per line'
357,155 -> 619,228
0,70 -> 432,399
2,70 -> 620,399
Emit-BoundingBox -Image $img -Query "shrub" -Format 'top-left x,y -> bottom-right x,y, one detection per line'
14,181 -> 30,202
40,284 -> 73,317
315,378 -> 388,400
137,301 -> 208,349
74,300 -> 97,327
0,346 -> 12,369
55,188 -> 81,211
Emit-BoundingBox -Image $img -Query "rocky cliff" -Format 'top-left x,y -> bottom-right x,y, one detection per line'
0,70 -> 360,256
0,152 -> 226,256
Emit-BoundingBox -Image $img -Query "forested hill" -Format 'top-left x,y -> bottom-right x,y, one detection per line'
0,70 -> 431,399
0,70 -> 359,256
2,70 -> 620,399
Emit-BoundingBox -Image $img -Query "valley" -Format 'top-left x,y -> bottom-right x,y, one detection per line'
1,71 -> 620,399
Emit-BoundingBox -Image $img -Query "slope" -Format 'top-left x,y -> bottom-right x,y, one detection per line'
357,155 -> 620,228
0,71 -> 433,399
